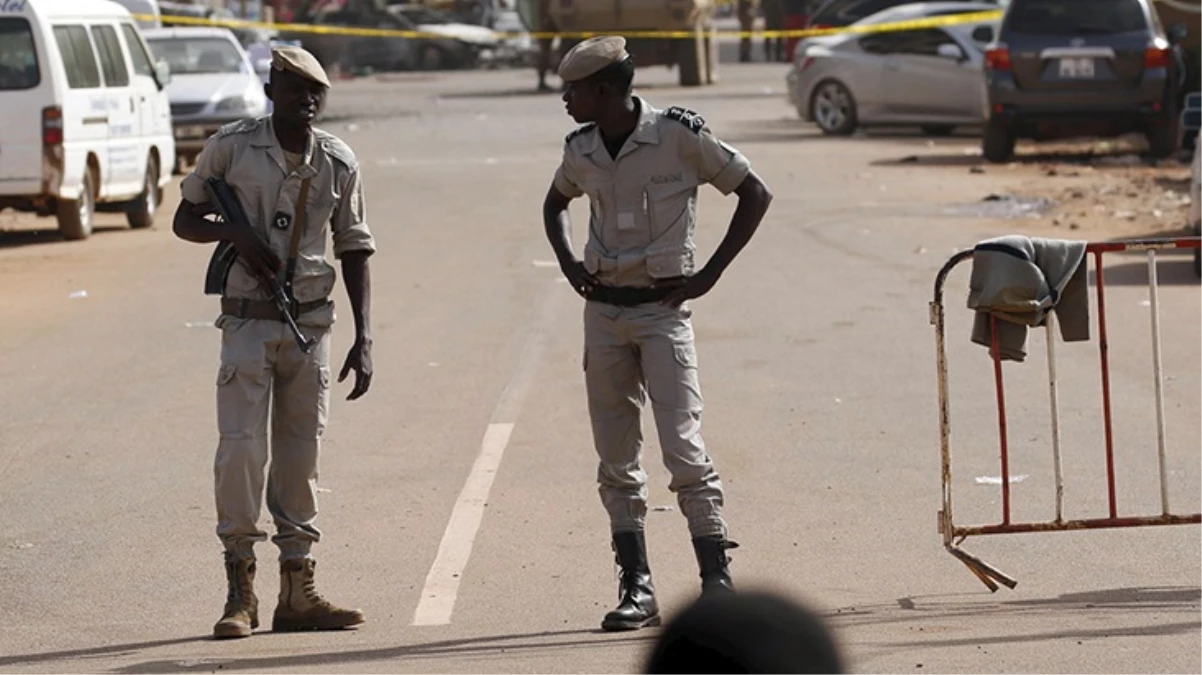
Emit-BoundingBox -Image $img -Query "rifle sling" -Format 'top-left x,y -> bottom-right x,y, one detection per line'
283,177 -> 312,300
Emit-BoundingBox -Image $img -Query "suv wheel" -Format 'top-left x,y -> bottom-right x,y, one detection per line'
126,155 -> 159,229
1145,110 -> 1179,159
57,168 -> 95,241
982,120 -> 1016,163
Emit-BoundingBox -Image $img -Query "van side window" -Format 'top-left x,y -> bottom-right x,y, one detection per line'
90,25 -> 130,87
0,17 -> 40,91
52,25 -> 101,89
119,23 -> 154,78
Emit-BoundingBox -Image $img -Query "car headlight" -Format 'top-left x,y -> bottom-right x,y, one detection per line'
215,96 -> 249,113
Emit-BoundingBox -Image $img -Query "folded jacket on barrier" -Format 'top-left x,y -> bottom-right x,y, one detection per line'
967,235 -> 1091,363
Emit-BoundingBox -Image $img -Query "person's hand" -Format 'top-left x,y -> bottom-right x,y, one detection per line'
338,336 -> 373,401
562,260 -> 598,298
229,228 -> 281,279
661,269 -> 720,308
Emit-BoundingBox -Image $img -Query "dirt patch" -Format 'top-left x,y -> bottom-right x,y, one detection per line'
960,136 -> 1196,240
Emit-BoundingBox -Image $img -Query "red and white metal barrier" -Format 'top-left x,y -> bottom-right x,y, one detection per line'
929,236 -> 1202,592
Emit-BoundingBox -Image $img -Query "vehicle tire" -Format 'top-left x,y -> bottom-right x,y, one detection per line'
1145,113 -> 1179,159
419,44 -> 445,71
57,167 -> 95,241
1194,246 -> 1200,278
126,155 -> 160,230
809,80 -> 857,135
921,125 -> 955,137
982,119 -> 1016,163
678,30 -> 705,87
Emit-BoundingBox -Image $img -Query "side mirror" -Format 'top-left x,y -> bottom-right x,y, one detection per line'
153,59 -> 172,87
1168,22 -> 1188,44
971,25 -> 995,44
254,58 -> 272,75
937,43 -> 965,61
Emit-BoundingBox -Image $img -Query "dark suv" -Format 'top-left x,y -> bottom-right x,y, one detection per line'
982,0 -> 1188,162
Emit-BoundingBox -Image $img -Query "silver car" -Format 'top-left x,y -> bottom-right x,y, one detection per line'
142,27 -> 269,172
786,2 -> 999,135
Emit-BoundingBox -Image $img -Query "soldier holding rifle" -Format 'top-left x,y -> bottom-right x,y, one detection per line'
172,45 -> 375,640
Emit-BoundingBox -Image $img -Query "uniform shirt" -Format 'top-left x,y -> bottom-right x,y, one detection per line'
553,97 -> 751,288
181,116 -> 375,326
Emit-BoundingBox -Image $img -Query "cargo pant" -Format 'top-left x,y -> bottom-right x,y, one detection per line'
214,317 -> 331,562
583,301 -> 727,539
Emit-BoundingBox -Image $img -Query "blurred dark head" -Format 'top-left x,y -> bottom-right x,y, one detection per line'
562,57 -> 635,124
644,591 -> 845,674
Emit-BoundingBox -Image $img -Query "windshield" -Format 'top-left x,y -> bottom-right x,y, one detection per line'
145,36 -> 246,75
1006,0 -> 1148,35
0,18 -> 40,91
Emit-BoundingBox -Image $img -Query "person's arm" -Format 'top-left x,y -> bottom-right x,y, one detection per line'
331,165 -> 376,400
172,136 -> 279,277
543,153 -> 597,297
663,121 -> 773,307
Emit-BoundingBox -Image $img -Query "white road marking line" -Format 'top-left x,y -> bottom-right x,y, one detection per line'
412,422 -> 513,627
411,282 -> 563,626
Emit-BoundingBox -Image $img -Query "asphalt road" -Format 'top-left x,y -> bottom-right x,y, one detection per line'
1,61 -> 1199,674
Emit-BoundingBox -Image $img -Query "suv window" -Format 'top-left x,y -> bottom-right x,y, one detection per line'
90,24 -> 129,87
52,24 -> 102,89
120,23 -> 155,78
0,17 -> 40,90
1006,0 -> 1148,35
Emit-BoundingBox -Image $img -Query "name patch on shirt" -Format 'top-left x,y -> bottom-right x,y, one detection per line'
649,172 -> 684,185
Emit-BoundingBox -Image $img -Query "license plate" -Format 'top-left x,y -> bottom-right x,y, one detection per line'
1058,57 -> 1095,78
175,125 -> 207,139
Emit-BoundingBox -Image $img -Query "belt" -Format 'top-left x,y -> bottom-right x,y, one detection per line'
587,279 -> 683,307
221,297 -> 331,321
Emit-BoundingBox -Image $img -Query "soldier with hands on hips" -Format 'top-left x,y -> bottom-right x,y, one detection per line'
172,46 -> 375,640
541,36 -> 773,632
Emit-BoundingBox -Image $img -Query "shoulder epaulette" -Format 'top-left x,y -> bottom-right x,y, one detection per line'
662,106 -> 706,134
565,123 -> 596,144
213,117 -> 261,139
316,130 -> 358,169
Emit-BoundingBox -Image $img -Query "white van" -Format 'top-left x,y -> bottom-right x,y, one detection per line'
0,0 -> 175,240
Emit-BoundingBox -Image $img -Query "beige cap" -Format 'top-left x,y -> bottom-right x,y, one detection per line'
271,45 -> 330,88
557,36 -> 629,83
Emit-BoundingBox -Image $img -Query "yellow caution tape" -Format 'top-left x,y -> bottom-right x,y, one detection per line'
133,9 -> 1002,41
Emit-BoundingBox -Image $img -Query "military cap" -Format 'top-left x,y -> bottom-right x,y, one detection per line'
271,45 -> 330,88
557,35 -> 629,83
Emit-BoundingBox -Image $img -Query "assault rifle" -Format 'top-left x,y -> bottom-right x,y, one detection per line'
202,178 -> 316,354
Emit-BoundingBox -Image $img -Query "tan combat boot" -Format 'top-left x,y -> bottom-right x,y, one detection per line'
213,554 -> 258,639
272,558 -> 365,632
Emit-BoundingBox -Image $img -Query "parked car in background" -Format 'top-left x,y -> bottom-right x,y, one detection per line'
142,27 -> 267,173
280,7 -> 416,73
489,9 -> 537,68
0,0 -> 175,241
787,3 -> 999,135
387,3 -> 498,68
981,0 -> 1189,162
805,0 -> 1003,29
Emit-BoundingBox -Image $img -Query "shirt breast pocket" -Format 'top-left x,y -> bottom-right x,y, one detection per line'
646,182 -> 694,242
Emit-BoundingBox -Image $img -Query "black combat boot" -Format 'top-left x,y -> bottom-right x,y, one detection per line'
601,531 -> 661,631
692,535 -> 739,594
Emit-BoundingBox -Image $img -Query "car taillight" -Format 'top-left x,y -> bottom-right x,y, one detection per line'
1144,47 -> 1170,69
42,106 -> 62,146
985,46 -> 1012,71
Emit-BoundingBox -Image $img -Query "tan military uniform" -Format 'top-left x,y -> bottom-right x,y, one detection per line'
181,116 -> 375,562
553,97 -> 751,539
